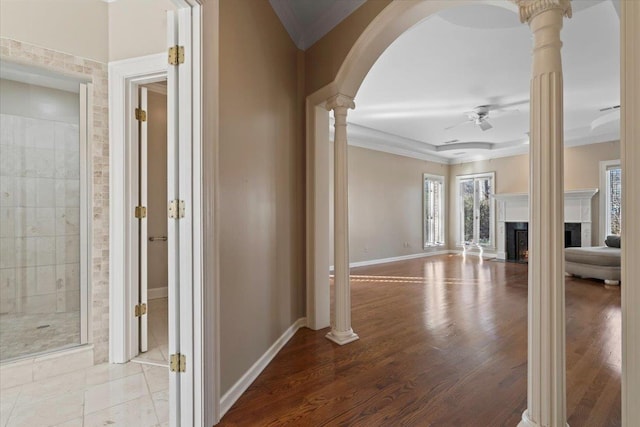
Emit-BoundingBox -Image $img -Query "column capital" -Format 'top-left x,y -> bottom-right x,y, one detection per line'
512,0 -> 572,24
325,94 -> 355,112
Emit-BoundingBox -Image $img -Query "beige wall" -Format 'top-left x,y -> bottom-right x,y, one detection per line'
304,0 -> 391,96
146,90 -> 168,290
0,0 -> 108,62
330,146 -> 448,263
217,0 -> 305,394
108,0 -> 176,62
448,140 -> 621,247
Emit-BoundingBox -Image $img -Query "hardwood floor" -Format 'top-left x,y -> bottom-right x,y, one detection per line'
218,254 -> 621,426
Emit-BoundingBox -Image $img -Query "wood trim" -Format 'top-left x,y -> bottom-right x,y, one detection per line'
220,318 -> 307,417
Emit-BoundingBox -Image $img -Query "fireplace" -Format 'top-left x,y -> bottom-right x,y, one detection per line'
505,222 -> 581,262
506,222 -> 528,263
565,223 -> 582,248
495,190 -> 597,261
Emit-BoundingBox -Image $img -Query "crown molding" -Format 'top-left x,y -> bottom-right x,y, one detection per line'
331,120 -> 620,166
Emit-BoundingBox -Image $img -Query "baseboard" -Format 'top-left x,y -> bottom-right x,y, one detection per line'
330,250 -> 451,271
219,317 -> 307,418
148,287 -> 168,300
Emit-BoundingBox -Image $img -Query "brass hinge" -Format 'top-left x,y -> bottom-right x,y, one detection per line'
135,206 -> 147,219
135,108 -> 147,122
168,199 -> 185,219
169,353 -> 186,372
134,303 -> 147,317
168,46 -> 185,65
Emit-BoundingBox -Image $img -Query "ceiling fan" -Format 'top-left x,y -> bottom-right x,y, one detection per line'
446,104 -> 519,132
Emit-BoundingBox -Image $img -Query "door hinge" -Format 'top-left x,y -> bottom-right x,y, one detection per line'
135,108 -> 147,122
168,46 -> 185,65
168,199 -> 185,219
134,303 -> 147,317
170,353 -> 186,372
135,206 -> 147,219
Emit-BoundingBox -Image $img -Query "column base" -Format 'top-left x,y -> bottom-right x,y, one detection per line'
517,410 -> 569,427
325,328 -> 359,345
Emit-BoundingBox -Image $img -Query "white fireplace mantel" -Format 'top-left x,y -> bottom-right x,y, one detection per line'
494,189 -> 599,260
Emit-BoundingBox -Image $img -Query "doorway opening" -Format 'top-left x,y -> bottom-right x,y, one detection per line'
131,81 -> 169,368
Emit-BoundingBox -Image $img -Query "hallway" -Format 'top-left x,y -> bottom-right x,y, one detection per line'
219,255 -> 621,426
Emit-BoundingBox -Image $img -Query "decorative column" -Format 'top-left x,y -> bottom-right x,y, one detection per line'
514,1 -> 572,426
326,94 -> 359,345
621,1 -> 640,424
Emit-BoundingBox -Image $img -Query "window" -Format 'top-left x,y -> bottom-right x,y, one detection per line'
456,173 -> 495,247
600,160 -> 622,238
423,174 -> 445,247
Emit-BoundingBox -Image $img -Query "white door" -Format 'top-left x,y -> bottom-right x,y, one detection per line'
167,8 -> 195,426
138,86 -> 149,353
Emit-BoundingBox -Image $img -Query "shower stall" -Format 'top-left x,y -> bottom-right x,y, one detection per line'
0,61 -> 90,362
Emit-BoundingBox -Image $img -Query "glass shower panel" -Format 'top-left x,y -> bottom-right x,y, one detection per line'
0,70 -> 86,361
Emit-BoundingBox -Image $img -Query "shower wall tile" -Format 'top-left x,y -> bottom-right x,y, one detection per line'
36,236 -> 56,266
0,176 -> 14,206
25,118 -> 55,150
36,178 -> 56,208
14,177 -> 38,207
24,148 -> 55,178
56,263 -> 80,293
36,265 -> 57,296
0,115 -> 13,145
0,145 -> 24,177
2,38 -> 110,363
0,268 -> 16,301
15,267 -> 37,297
0,208 -> 15,237
0,238 -> 16,268
56,235 -> 80,264
56,208 -> 80,236
21,293 -> 57,314
55,122 -> 80,152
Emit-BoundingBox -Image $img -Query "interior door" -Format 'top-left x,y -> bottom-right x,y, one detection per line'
168,7 -> 196,426
138,86 -> 149,353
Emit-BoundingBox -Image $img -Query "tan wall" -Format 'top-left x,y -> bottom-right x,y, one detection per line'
448,141 -> 621,247
304,0 -> 391,96
108,0 -> 176,62
146,90 -> 168,290
0,0 -> 108,62
217,0 -> 305,394
330,146 -> 448,263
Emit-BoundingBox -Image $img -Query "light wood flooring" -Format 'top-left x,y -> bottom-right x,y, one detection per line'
218,254 -> 621,426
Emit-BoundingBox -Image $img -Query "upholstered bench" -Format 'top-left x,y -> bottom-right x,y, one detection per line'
565,236 -> 621,288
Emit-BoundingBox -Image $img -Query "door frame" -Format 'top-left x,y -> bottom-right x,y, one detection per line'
108,1 -> 219,425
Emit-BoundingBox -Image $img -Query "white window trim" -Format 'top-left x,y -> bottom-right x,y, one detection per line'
423,173 -> 446,248
454,172 -> 496,250
599,159 -> 621,242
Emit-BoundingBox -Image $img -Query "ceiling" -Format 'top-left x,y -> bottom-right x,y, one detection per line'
345,0 -> 621,164
269,0 -> 366,50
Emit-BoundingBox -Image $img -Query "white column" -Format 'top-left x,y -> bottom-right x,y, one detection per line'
515,1 -> 572,426
621,1 -> 640,424
326,94 -> 359,345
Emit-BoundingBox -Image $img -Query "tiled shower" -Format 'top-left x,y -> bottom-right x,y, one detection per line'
0,73 -> 86,361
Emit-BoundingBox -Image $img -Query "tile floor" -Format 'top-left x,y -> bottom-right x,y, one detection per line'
133,298 -> 168,367
0,298 -> 170,426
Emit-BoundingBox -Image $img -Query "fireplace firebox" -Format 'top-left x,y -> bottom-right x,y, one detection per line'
505,222 -> 582,263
